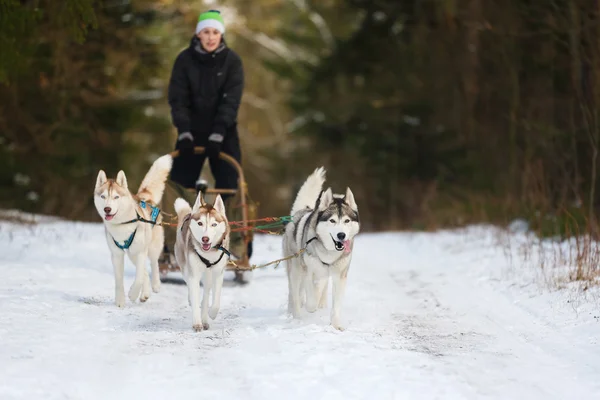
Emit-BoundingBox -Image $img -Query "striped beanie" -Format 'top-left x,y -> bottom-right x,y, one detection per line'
196,10 -> 225,34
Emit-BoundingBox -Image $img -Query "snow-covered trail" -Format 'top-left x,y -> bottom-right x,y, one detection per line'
1,218 -> 599,399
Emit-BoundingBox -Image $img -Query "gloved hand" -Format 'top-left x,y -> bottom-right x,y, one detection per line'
177,132 -> 195,158
206,133 -> 224,161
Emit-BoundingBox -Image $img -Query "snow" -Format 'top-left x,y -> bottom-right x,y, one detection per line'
1,215 -> 600,399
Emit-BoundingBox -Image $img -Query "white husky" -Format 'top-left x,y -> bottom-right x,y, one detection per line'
94,154 -> 173,307
174,192 -> 231,332
283,167 -> 360,331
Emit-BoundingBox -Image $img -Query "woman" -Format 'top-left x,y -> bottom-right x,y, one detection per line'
162,10 -> 247,268
168,9 -> 244,194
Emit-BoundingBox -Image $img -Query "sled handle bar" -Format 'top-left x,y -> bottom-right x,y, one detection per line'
169,146 -> 246,194
169,147 -> 250,262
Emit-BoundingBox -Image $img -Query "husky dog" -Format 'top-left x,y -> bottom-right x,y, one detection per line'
283,167 -> 360,331
94,154 -> 173,307
174,192 -> 231,332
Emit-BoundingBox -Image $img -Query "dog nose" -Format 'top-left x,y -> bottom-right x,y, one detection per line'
337,232 -> 346,240
201,236 -> 209,243
104,207 -> 111,214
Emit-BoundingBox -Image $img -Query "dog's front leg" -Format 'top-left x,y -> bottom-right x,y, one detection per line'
209,266 -> 225,320
111,252 -> 126,308
288,259 -> 303,318
330,267 -> 349,331
200,269 -> 211,329
315,277 -> 328,309
139,268 -> 151,303
188,272 -> 203,331
304,270 -> 320,313
128,251 -> 147,302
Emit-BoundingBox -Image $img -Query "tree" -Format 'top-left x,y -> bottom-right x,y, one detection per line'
0,0 -> 170,220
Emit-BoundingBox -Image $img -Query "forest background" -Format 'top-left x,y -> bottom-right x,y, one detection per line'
2,0 -> 599,238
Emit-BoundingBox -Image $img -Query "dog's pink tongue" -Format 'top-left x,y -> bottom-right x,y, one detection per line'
105,214 -> 114,221
343,240 -> 351,253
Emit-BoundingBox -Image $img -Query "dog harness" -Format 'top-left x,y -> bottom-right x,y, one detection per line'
194,243 -> 231,268
120,200 -> 161,226
112,201 -> 161,250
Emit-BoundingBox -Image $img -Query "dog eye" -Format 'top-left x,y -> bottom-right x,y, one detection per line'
344,219 -> 350,223
329,218 -> 335,223
211,223 -> 217,227
114,196 -> 119,200
198,221 -> 203,226
100,195 -> 106,199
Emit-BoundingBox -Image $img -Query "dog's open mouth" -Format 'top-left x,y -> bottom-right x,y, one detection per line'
331,236 -> 352,253
201,243 -> 212,252
104,213 -> 116,221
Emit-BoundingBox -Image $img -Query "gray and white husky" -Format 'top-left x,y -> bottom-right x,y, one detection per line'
283,167 -> 360,331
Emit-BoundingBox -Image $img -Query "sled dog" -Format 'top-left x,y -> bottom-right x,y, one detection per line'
94,154 -> 173,307
283,167 -> 360,330
174,192 -> 231,332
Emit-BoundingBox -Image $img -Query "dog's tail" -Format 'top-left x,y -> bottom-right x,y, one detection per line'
290,166 -> 326,215
174,198 -> 192,223
136,154 -> 173,204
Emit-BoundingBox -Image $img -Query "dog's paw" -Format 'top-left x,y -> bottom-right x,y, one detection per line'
140,283 -> 151,303
115,294 -> 126,308
192,322 -> 209,332
305,302 -> 318,313
128,284 -> 141,302
152,279 -> 161,293
209,307 -> 219,320
331,318 -> 345,331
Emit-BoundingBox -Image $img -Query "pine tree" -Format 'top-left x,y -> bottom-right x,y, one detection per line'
0,0 -> 170,220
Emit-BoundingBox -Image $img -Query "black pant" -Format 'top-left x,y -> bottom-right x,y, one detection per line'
170,133 -> 241,199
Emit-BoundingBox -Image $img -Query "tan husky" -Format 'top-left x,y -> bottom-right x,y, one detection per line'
174,192 -> 231,332
93,154 -> 173,307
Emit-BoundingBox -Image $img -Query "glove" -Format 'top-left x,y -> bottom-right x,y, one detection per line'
206,133 -> 224,161
177,132 -> 194,158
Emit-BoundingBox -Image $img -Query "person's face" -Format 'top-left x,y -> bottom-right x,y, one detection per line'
197,28 -> 222,52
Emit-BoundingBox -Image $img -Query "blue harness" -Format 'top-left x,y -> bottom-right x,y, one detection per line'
112,201 -> 161,250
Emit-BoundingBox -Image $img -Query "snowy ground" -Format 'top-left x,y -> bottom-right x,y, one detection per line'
1,213 -> 600,399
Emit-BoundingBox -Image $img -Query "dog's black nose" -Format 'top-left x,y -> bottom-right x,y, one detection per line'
337,232 -> 346,240
201,236 -> 209,243
104,207 -> 111,214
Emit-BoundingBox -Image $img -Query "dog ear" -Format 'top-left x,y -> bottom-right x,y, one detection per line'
213,194 -> 226,215
345,187 -> 357,210
318,187 -> 333,211
95,170 -> 107,189
192,191 -> 204,212
115,170 -> 128,189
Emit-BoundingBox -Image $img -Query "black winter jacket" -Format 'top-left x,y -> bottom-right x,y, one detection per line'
168,36 -> 244,141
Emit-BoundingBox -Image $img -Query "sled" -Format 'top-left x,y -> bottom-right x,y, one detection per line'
158,146 -> 257,284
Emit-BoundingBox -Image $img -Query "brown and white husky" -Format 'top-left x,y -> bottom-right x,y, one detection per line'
174,192 -> 231,332
93,154 -> 173,307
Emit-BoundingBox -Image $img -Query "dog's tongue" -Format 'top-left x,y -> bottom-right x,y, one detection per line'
105,214 -> 114,221
202,243 -> 212,251
343,240 -> 351,253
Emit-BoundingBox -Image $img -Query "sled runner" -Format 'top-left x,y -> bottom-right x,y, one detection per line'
158,146 -> 258,284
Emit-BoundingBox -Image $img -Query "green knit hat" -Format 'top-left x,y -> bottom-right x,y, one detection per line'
196,10 -> 225,34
